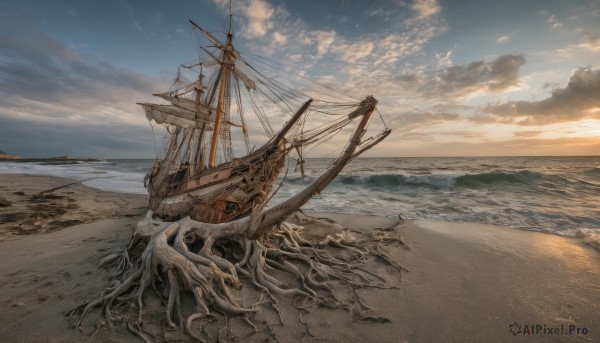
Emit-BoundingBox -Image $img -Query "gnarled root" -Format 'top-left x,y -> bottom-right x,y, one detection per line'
68,211 -> 403,341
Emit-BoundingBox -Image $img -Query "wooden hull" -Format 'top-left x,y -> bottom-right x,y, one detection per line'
148,143 -> 286,223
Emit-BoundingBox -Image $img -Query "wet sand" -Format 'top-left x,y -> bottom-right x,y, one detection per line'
0,174 -> 147,240
0,174 -> 598,342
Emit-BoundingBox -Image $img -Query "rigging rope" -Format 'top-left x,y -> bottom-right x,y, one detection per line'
143,22 -> 391,202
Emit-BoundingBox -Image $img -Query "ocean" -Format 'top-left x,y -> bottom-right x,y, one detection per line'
1,156 -> 599,244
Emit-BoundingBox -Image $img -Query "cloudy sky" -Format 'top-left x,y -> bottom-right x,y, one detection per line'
0,0 -> 599,158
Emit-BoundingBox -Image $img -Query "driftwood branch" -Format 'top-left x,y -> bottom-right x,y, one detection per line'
39,177 -> 102,195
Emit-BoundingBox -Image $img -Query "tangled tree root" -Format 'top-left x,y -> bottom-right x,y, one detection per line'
68,211 -> 405,342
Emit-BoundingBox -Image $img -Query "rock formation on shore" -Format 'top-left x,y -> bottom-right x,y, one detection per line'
0,149 -> 20,160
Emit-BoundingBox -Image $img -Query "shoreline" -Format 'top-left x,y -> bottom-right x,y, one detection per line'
2,157 -> 600,245
0,174 -> 599,342
0,173 -> 147,240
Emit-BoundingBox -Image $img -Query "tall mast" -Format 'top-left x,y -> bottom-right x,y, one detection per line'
207,10 -> 234,169
191,68 -> 206,176
228,0 -> 233,35
208,60 -> 228,168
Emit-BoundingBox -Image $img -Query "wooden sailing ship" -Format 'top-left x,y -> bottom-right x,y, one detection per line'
139,15 -> 389,223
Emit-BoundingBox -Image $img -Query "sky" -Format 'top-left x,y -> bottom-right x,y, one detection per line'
0,0 -> 599,158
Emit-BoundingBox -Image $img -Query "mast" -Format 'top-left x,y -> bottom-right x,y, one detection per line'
207,15 -> 234,169
228,0 -> 233,36
191,69 -> 206,176
209,64 -> 228,168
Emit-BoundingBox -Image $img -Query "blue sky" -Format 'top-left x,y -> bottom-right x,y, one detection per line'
0,0 -> 599,158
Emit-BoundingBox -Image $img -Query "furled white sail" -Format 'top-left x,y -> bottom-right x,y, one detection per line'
139,103 -> 214,130
153,93 -> 216,113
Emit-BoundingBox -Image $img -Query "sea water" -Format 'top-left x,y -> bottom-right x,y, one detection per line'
1,156 -> 599,243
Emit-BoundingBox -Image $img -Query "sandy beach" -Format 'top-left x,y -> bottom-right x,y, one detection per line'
0,174 -> 598,342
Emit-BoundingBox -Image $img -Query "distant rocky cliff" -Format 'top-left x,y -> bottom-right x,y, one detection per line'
0,150 -> 20,160
0,150 -> 99,162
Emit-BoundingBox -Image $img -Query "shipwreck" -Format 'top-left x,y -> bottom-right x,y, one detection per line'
71,9 -> 396,342
138,16 -> 390,223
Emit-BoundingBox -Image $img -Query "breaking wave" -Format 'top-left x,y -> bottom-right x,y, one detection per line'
455,170 -> 542,186
2,156 -> 599,247
287,170 -> 553,189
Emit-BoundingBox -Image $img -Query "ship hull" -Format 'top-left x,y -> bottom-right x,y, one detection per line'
147,142 -> 286,223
